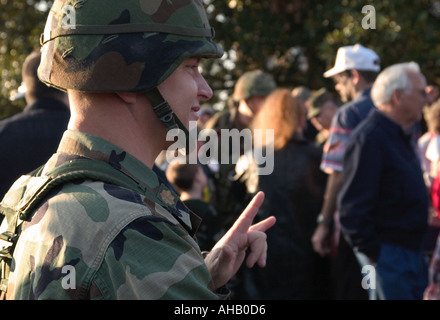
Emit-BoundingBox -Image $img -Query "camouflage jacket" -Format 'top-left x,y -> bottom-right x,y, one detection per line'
4,130 -> 219,300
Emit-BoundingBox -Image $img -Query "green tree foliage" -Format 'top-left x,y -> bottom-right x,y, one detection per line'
1,0 -> 440,116
0,0 -> 49,118
206,0 -> 440,108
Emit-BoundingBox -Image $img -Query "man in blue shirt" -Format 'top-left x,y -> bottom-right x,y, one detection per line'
311,44 -> 380,299
339,62 -> 431,300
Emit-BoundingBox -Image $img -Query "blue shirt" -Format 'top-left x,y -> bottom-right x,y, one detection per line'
321,88 -> 375,173
338,108 -> 428,262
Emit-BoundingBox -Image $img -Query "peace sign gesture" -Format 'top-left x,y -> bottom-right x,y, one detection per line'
204,191 -> 276,290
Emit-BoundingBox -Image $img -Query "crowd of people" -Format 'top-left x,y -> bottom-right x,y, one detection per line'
1,0 -> 440,301
181,43 -> 440,300
163,43 -> 440,300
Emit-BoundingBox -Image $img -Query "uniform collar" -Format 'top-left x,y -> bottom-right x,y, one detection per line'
56,130 -> 201,236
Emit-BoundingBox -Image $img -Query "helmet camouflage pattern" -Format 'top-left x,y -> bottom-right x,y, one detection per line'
38,0 -> 224,92
232,70 -> 276,102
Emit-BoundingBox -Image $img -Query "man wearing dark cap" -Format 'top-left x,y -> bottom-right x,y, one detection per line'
306,88 -> 339,146
204,69 -> 277,227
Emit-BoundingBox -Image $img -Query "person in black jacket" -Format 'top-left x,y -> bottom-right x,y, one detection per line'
0,50 -> 70,200
236,88 -> 332,299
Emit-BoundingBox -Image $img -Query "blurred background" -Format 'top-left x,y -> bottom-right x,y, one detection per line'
1,0 -> 440,116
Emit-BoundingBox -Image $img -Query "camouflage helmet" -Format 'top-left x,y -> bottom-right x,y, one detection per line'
38,0 -> 224,92
232,70 -> 276,102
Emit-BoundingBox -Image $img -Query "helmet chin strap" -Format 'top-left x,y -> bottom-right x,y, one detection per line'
144,87 -> 189,134
144,87 -> 192,154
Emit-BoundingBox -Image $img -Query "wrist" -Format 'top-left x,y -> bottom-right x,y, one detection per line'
316,213 -> 333,228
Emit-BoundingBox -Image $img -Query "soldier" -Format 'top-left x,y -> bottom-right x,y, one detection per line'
206,70 -> 277,133
0,0 -> 275,300
204,70 -> 276,228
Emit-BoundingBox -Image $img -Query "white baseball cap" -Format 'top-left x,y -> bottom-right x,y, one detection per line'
323,44 -> 380,78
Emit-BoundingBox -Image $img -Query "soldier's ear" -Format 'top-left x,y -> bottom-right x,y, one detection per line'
116,92 -> 137,104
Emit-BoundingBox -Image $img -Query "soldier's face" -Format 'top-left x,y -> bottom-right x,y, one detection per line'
158,57 -> 213,129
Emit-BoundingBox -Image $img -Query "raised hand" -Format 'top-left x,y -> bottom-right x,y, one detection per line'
204,191 -> 276,290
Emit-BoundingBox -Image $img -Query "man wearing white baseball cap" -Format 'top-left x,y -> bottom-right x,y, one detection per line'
311,43 -> 380,299
323,44 -> 381,79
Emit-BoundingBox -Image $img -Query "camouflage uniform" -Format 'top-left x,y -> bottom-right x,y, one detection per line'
1,0 -> 224,299
6,130 -> 220,299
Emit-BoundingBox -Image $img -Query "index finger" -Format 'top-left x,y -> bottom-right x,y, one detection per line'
230,191 -> 265,233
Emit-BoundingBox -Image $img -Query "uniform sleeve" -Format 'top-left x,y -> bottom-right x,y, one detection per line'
338,131 -> 382,262
92,216 -> 219,300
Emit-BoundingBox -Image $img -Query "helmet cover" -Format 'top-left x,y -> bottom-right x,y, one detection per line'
38,0 -> 224,92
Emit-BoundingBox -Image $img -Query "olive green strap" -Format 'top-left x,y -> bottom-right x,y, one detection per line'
145,88 -> 189,136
